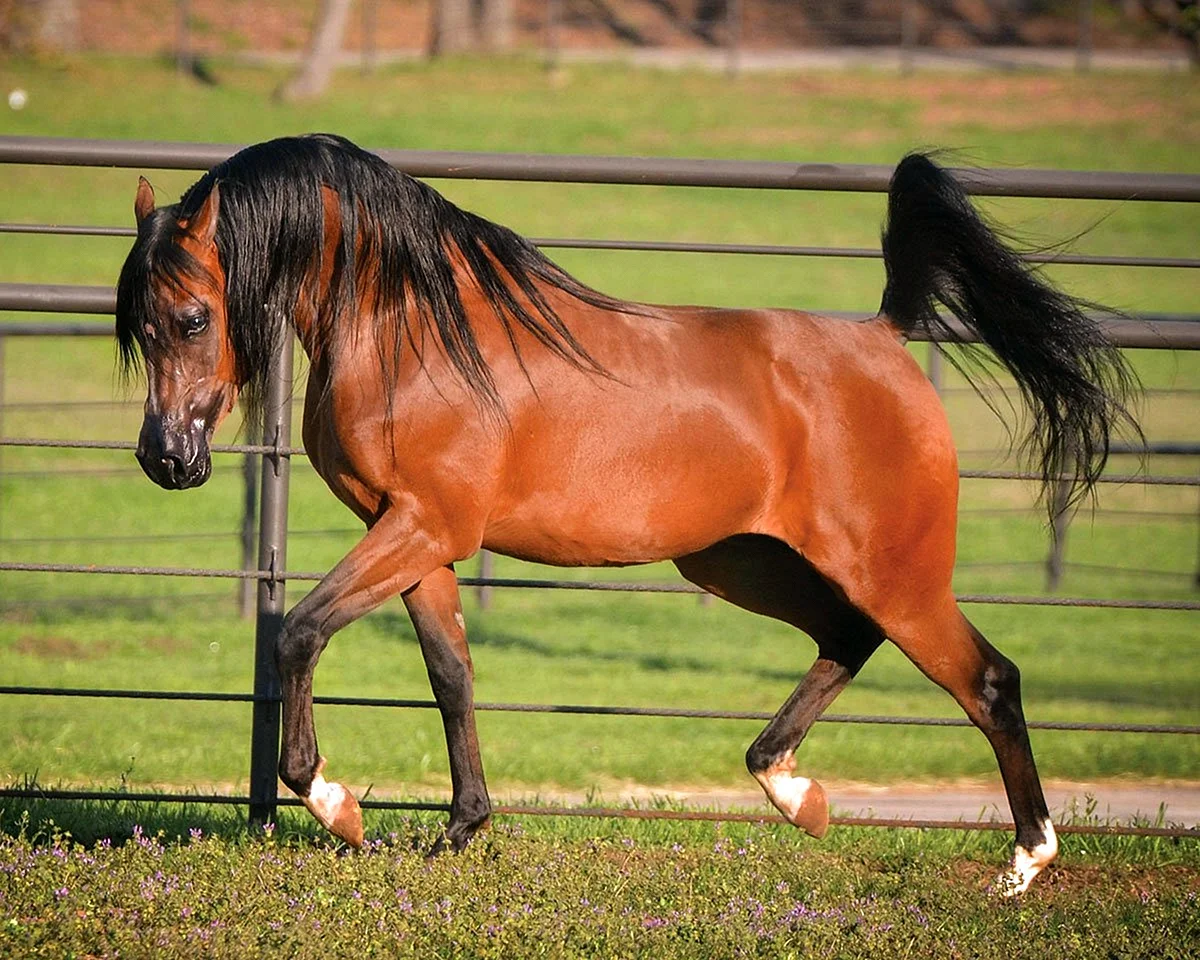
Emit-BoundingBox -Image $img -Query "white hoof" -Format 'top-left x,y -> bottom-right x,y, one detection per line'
302,772 -> 364,848
996,819 -> 1058,897
753,761 -> 829,839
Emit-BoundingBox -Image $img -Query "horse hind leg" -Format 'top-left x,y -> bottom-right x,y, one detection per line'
674,534 -> 885,839
880,595 -> 1057,896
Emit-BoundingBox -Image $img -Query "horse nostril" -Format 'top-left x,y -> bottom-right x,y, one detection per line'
161,453 -> 187,484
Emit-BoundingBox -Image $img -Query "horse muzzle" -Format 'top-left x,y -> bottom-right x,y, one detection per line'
136,415 -> 212,490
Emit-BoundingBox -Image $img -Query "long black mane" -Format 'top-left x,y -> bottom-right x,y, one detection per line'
117,133 -> 628,421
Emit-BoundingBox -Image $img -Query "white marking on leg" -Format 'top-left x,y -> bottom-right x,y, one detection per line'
756,767 -> 818,823
997,818 -> 1058,897
454,612 -> 465,631
305,774 -> 351,831
751,750 -> 827,835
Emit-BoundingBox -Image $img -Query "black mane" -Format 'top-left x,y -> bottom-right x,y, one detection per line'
117,133 -> 628,422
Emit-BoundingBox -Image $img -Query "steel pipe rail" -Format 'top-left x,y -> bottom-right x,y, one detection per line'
3,136 -> 1200,201
3,437 -> 1196,487
0,787 -> 1193,839
5,222 -> 1199,271
1,685 -> 1196,735
4,285 -> 1200,349
2,562 -> 1198,610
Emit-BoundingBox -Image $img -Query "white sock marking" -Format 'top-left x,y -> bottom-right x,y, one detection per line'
998,818 -> 1058,897
305,774 -> 350,829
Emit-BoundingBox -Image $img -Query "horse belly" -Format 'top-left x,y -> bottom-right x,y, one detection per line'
483,414 -> 775,567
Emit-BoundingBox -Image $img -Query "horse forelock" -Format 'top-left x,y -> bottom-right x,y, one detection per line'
115,204 -> 209,380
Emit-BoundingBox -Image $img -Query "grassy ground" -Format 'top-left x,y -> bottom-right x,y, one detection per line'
1,798 -> 1198,960
0,58 -> 1197,799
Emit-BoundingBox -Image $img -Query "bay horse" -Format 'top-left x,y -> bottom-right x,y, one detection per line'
116,134 -> 1137,895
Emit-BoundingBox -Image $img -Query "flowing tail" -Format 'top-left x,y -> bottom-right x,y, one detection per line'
878,152 -> 1140,521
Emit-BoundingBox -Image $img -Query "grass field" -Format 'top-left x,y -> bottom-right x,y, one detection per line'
0,57 -> 1197,805
2,798 -> 1198,959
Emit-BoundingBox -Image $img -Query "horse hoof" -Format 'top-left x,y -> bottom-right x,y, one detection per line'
303,770 -> 364,849
756,770 -> 829,839
993,820 -> 1058,898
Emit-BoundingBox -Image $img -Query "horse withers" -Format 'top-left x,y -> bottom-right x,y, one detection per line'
116,135 -> 1138,895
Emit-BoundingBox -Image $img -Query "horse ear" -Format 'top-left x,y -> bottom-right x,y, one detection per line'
134,176 -> 155,224
187,183 -> 221,245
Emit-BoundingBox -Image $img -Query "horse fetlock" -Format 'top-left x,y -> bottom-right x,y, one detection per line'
752,755 -> 829,839
278,751 -> 321,797
995,819 -> 1058,897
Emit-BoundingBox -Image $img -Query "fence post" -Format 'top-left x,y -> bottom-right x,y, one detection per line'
239,425 -> 259,619
361,0 -> 377,73
900,0 -> 916,75
1044,477 -> 1072,592
175,0 -> 192,75
248,331 -> 294,830
545,0 -> 562,71
1076,0 -> 1093,73
926,344 -> 943,395
477,549 -> 494,610
726,0 -> 743,79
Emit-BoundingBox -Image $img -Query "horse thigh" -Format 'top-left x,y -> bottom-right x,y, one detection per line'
674,533 -> 882,669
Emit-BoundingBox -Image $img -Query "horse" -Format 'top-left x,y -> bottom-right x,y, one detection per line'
116,133 -> 1137,895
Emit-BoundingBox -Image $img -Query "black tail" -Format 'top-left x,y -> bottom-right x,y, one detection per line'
879,152 -> 1140,522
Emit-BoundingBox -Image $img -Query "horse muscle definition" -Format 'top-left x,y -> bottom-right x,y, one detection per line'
116,134 -> 1138,895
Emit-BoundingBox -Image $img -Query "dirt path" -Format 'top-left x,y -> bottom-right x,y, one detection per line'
480,780 -> 1200,825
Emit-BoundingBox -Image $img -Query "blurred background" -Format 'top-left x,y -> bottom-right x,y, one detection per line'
2,0 -> 1197,74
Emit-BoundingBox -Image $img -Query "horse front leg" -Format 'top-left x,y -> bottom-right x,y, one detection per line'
274,509 -> 452,848
403,564 -> 491,855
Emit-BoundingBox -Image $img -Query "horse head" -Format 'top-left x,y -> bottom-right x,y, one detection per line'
117,178 -> 239,490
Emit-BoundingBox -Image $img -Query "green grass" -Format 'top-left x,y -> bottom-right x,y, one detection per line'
1,799 -> 1197,960
0,57 -> 1197,800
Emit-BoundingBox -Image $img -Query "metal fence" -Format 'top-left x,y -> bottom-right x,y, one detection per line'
0,137 -> 1197,839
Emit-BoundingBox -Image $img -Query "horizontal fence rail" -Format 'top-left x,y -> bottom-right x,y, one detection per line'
4,289 -> 1200,350
3,136 -> 1200,201
1,139 -> 1196,837
2,685 -> 1197,735
2,786 -> 1193,839
5,222 -> 1200,271
2,561 -> 1199,610
2,436 -> 1198,485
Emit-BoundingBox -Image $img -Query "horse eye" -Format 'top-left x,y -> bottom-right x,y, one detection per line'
182,312 -> 209,337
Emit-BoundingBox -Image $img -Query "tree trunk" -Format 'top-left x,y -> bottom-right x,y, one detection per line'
478,0 -> 515,50
277,0 -> 355,101
429,0 -> 477,55
3,0 -> 80,53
